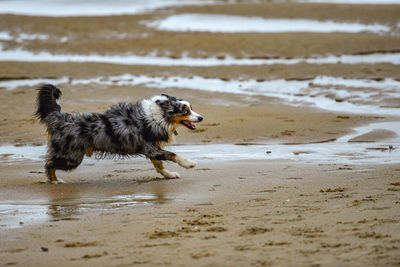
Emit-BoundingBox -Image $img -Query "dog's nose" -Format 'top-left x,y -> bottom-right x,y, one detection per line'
198,116 -> 203,122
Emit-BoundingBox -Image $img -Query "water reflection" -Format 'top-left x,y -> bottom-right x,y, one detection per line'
0,191 -> 170,229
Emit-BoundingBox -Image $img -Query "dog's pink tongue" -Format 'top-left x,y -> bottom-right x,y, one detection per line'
183,121 -> 196,130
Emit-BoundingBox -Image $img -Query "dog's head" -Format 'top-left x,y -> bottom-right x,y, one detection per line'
152,94 -> 203,130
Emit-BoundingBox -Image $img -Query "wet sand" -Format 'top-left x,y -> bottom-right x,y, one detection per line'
1,1 -> 400,266
1,160 -> 400,266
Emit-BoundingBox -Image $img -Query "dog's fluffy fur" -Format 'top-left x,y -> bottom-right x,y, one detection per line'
35,84 -> 203,183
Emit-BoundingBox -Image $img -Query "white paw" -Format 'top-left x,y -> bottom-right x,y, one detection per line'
49,178 -> 65,184
182,159 -> 196,169
176,156 -> 196,169
169,172 -> 181,179
162,170 -> 181,179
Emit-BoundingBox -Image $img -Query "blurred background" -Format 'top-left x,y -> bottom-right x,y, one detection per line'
0,0 -> 399,146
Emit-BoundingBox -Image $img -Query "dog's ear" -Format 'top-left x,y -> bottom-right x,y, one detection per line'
155,98 -> 170,109
161,94 -> 177,101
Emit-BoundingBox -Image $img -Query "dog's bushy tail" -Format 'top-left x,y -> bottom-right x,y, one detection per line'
35,84 -> 62,123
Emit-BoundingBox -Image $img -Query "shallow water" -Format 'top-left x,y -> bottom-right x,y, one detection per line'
1,43 -> 399,66
149,14 -> 390,33
0,0 -> 215,16
175,121 -> 400,164
1,121 -> 399,165
2,74 -> 398,116
0,77 -> 69,91
0,194 -> 168,229
2,143 -> 398,165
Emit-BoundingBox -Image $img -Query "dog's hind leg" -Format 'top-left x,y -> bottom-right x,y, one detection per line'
85,146 -> 94,157
45,161 -> 65,184
46,130 -> 51,142
45,155 -> 83,184
151,159 -> 180,179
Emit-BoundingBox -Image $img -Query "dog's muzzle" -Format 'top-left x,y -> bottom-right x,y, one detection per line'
182,112 -> 203,130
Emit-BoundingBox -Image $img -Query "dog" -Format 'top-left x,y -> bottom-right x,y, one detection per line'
35,84 -> 203,183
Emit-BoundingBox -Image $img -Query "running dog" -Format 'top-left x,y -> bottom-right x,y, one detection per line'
35,84 -> 203,183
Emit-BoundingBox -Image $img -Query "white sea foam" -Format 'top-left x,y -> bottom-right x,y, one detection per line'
149,14 -> 390,33
0,44 -> 399,66
0,0 -> 216,16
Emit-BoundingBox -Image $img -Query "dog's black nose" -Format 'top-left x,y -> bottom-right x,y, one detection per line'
198,116 -> 203,122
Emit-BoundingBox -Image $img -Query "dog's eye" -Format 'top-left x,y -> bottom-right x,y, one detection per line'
183,110 -> 190,115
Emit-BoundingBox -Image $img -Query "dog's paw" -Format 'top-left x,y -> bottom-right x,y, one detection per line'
163,171 -> 181,179
49,178 -> 65,184
169,172 -> 181,179
176,156 -> 196,169
182,159 -> 196,169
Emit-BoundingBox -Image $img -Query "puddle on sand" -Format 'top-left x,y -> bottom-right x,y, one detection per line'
148,14 -> 390,34
0,194 -> 169,230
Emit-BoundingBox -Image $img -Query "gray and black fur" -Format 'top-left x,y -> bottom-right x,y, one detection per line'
35,84 -> 203,183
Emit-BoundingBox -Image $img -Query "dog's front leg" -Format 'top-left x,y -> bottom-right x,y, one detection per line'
151,159 -> 180,179
144,146 -> 195,178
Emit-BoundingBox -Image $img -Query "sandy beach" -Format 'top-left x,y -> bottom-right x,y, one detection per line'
1,160 -> 400,266
0,1 -> 399,266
